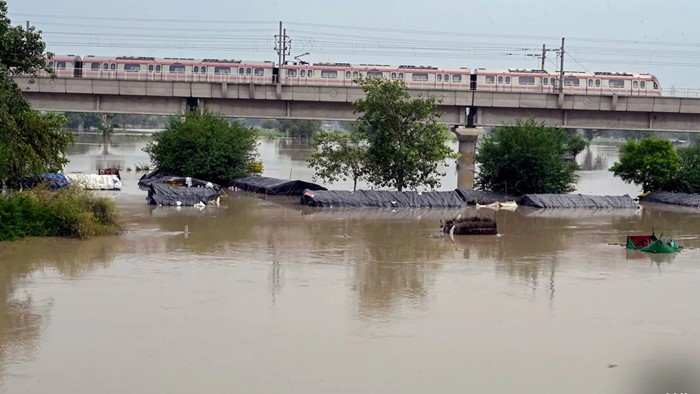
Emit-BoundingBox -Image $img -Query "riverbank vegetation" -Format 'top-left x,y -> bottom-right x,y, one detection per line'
475,118 -> 588,195
143,110 -> 261,185
0,186 -> 123,241
611,137 -> 700,193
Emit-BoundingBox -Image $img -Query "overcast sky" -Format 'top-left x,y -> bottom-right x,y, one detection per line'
8,0 -> 700,90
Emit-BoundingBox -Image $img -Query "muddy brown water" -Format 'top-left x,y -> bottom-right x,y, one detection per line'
1,135 -> 699,393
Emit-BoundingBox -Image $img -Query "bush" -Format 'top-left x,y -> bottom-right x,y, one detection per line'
0,185 -> 123,241
143,110 -> 260,185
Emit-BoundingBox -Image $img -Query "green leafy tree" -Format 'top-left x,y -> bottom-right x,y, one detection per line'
0,1 -> 52,77
143,109 -> 260,185
353,77 -> 455,191
670,143 -> 700,193
610,137 -> 680,193
475,118 -> 579,195
0,4 -> 73,186
259,118 -> 279,130
308,131 -> 368,191
565,131 -> 588,158
277,119 -> 321,140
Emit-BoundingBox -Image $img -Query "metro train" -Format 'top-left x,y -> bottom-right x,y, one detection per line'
43,55 -> 663,96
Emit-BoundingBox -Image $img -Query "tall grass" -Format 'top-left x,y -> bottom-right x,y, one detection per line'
0,185 -> 124,241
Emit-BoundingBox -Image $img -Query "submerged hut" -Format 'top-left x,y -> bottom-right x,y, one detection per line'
441,215 -> 498,235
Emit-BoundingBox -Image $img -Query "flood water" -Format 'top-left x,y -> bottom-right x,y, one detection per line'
1,135 -> 700,393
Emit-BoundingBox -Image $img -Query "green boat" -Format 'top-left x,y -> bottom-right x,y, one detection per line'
626,233 -> 680,254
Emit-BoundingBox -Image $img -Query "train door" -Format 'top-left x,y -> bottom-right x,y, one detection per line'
639,80 -> 647,96
631,80 -> 640,96
73,58 -> 83,78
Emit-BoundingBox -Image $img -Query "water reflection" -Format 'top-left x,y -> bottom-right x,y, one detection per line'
0,237 -> 121,378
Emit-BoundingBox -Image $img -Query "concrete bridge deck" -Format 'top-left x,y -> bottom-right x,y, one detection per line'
15,76 -> 700,132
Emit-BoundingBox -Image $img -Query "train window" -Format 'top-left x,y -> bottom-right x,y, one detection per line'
486,76 -> 495,84
286,69 -> 297,77
437,74 -> 442,82
103,63 -> 109,71
367,71 -> 383,78
444,74 -> 450,82
193,66 -> 199,73
300,69 -> 306,77
53,62 -> 65,70
155,65 -> 161,73
497,76 -> 503,84
640,81 -> 646,89
453,75 -> 462,83
588,79 -> 593,88
633,80 -> 639,89
653,81 -> 659,89
308,70 -> 313,77
124,63 -> 140,72
169,65 -> 185,74
518,76 -> 535,85
505,76 -> 511,84
563,77 -> 579,87
255,68 -> 264,76
246,68 -> 252,75
91,63 -> 101,71
321,70 -> 338,79
543,77 -> 548,85
608,79 -> 625,88
412,73 -> 428,81
391,72 -> 397,80
345,71 -> 351,79
201,66 -> 206,74
398,73 -> 403,80
239,68 -> 245,75
110,63 -> 116,70
595,79 -> 601,87
352,71 -> 358,78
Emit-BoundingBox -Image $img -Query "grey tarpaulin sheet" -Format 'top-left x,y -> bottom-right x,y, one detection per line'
231,176 -> 327,196
138,171 -> 220,191
300,189 -> 467,208
517,194 -> 638,209
456,190 -> 516,205
639,191 -> 700,208
147,183 -> 220,206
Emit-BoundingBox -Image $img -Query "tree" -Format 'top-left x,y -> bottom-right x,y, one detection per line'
0,1 -> 52,77
565,131 -> 588,158
475,118 -> 579,195
277,119 -> 320,140
353,77 -> 455,191
259,118 -> 279,130
0,3 -> 73,186
667,143 -> 700,193
610,137 -> 680,193
143,109 -> 260,185
308,131 -> 368,191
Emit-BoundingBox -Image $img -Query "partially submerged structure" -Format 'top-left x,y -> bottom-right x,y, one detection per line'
231,176 -> 326,196
301,189 -> 467,208
517,194 -> 639,209
441,216 -> 498,235
626,233 -> 680,253
639,191 -> 700,208
147,183 -> 220,206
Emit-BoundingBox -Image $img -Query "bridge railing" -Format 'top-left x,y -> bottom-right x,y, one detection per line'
663,88 -> 700,98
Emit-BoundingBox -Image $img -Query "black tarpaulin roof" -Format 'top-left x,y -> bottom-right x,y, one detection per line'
517,194 -> 639,209
231,176 -> 327,196
147,183 -> 220,206
300,189 -> 467,208
639,191 -> 700,208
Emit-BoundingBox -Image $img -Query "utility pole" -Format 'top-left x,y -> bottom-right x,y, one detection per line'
541,44 -> 546,70
559,37 -> 565,93
274,22 -> 292,83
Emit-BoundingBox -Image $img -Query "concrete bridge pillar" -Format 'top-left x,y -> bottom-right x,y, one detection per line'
452,126 -> 484,189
